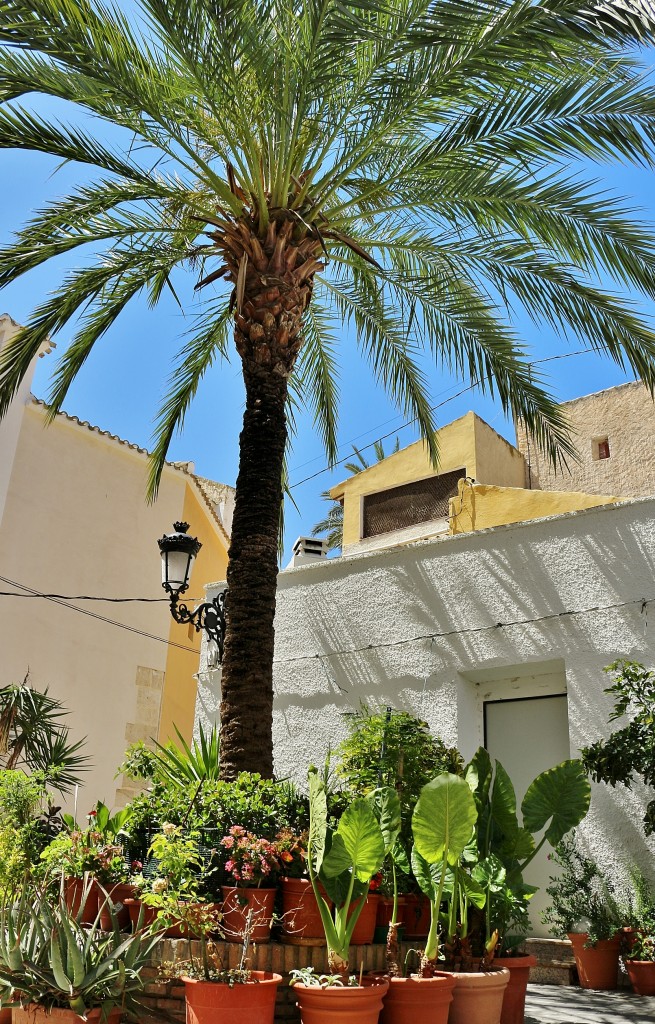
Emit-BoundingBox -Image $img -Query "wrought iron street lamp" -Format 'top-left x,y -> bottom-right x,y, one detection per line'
158,521 -> 227,663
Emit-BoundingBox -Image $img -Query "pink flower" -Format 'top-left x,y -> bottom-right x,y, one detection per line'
221,836 -> 235,849
225,860 -> 235,873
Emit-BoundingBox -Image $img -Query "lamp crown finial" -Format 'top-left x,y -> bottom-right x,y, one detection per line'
173,521 -> 190,533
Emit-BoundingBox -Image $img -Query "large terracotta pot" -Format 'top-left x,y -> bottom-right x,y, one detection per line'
446,968 -> 510,1024
184,973 -> 282,1024
97,881 -> 137,930
294,978 -> 388,1024
221,886 -> 276,943
281,878 -> 331,942
497,954 -> 537,1024
13,1006 -> 121,1024
64,877 -> 98,924
379,973 -> 455,1024
568,932 -> 620,990
0,1009 -> 13,1024
625,959 -> 655,996
349,894 -> 380,944
401,895 -> 430,939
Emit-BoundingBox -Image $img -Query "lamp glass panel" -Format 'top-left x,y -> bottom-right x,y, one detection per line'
163,549 -> 194,591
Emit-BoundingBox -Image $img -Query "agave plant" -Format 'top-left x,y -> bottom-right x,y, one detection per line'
0,890 -> 159,1016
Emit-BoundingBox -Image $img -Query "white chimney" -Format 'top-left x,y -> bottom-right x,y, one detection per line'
286,536 -> 329,568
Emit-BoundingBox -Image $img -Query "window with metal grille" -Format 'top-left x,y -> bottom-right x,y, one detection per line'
362,469 -> 464,539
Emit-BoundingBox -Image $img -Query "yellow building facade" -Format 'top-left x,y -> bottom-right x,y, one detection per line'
330,410 -> 625,552
0,314 -> 231,807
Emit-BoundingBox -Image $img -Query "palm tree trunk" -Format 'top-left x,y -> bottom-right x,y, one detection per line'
219,359 -> 288,779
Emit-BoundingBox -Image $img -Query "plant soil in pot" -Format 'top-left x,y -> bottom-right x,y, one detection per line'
281,878 -> 331,943
379,973 -> 455,1024
568,932 -> 620,990
184,972 -> 282,1024
221,886 -> 276,943
498,954 -> 537,1024
625,959 -> 655,996
445,967 -> 510,1024
294,978 -> 389,1024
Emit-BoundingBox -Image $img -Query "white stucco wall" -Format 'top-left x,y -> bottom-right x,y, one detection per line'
202,496 -> 655,908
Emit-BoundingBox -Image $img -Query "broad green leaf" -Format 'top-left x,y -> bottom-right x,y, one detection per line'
489,761 -> 519,841
321,799 -> 385,883
413,773 -> 478,866
410,845 -> 442,900
472,854 -> 506,891
466,746 -> 492,804
366,786 -> 401,856
456,867 -> 487,909
307,767 -> 328,873
521,760 -> 591,846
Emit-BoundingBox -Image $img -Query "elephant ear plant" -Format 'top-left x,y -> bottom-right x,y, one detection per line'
306,767 -> 387,979
0,889 -> 159,1017
465,748 -> 591,957
411,773 -> 482,970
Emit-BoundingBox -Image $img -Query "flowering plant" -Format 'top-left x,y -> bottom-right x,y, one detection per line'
40,828 -> 126,884
220,826 -> 280,888
275,829 -> 308,879
138,823 -> 204,902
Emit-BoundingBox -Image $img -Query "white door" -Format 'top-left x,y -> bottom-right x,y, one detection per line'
484,694 -> 570,937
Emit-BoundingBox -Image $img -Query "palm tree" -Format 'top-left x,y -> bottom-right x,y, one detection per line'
1,0 -> 655,779
312,439 -> 400,551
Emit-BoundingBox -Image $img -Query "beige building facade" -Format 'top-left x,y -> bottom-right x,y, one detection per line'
515,380 -> 655,497
0,314 -> 232,809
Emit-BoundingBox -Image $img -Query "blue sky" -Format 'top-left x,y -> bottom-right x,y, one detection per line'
2,74 -> 655,565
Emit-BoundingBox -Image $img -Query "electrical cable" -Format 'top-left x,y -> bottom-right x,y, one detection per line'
0,574 -> 198,653
288,349 -> 594,490
272,595 -> 654,666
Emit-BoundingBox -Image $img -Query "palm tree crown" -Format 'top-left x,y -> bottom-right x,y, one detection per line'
1,0 -> 655,777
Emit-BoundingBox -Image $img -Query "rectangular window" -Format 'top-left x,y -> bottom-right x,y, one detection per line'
592,437 -> 611,461
362,468 -> 464,539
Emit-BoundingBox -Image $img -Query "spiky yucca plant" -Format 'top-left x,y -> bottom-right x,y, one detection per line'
1,0 -> 655,776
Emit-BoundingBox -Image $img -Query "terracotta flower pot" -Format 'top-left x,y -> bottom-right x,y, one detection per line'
497,954 -> 537,1024
625,959 -> 655,996
13,1006 -> 121,1024
401,895 -> 430,938
379,973 -> 455,1024
0,1009 -> 12,1024
97,881 -> 137,930
184,972 -> 282,1024
221,886 -> 276,943
281,877 -> 331,942
294,978 -> 389,1024
568,932 -> 620,990
349,893 -> 380,944
446,967 -> 510,1024
64,877 -> 98,924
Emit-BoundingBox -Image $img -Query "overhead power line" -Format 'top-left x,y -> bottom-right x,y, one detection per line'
0,574 -> 198,653
288,349 -> 594,490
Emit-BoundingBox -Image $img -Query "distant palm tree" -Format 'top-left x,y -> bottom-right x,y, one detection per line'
313,439 -> 400,551
1,0 -> 655,778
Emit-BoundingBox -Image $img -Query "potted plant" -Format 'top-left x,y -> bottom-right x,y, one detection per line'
219,825 -> 280,942
543,836 -> 622,990
0,888 -> 159,1024
465,748 -> 591,1024
292,767 -> 389,1024
277,827 -> 332,943
334,708 -> 461,946
621,869 -> 655,996
411,772 -> 507,1024
137,823 -> 219,937
164,900 -> 282,1024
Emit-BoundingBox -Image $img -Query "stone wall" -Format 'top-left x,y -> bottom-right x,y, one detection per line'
515,380 -> 655,497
